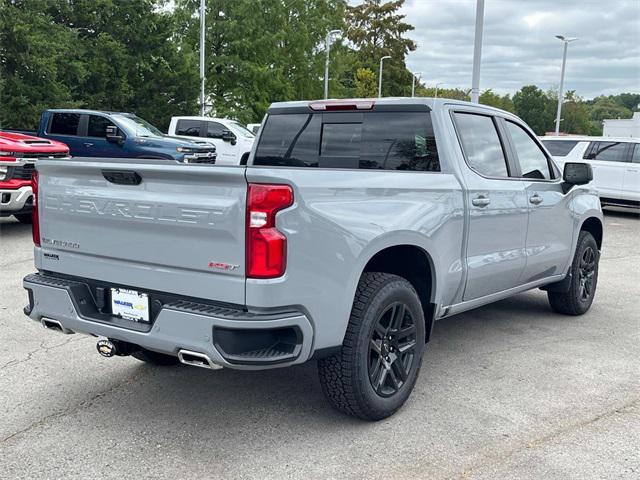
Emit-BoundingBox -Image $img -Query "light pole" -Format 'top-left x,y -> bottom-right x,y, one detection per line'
378,55 -> 391,98
434,82 -> 445,99
554,35 -> 578,134
470,0 -> 485,103
323,30 -> 341,99
199,0 -> 206,116
411,72 -> 422,97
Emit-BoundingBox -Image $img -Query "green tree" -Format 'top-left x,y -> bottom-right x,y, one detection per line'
479,89 -> 514,112
175,0 -> 346,123
346,0 -> 415,97
354,68 -> 377,97
513,85 -> 555,135
589,96 -> 633,122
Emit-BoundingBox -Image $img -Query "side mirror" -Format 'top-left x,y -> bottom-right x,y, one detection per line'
105,125 -> 124,145
563,162 -> 593,192
221,129 -> 236,145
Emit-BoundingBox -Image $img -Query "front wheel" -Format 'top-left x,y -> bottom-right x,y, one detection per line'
548,231 -> 599,315
318,272 -> 425,421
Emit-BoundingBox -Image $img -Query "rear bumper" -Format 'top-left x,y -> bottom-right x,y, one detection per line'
23,273 -> 314,370
0,185 -> 32,215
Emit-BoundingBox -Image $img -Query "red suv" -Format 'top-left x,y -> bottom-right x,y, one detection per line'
0,131 -> 69,223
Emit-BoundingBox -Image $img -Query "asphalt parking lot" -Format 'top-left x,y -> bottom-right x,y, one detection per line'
0,210 -> 638,480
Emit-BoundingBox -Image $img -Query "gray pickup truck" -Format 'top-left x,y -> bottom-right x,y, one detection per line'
23,98 -> 603,420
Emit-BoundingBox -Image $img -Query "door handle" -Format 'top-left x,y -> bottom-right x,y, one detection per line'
83,142 -> 94,147
529,194 -> 543,205
471,195 -> 491,207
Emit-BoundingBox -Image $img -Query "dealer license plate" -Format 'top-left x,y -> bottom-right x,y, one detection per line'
111,288 -> 150,322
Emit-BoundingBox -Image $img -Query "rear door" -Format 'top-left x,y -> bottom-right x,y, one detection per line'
451,109 -> 529,301
37,159 -> 247,304
45,112 -> 85,155
503,120 -> 573,282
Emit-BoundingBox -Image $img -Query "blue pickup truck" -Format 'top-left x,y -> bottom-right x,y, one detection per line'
27,109 -> 216,162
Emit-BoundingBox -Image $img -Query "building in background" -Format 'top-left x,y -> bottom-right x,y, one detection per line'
603,112 -> 640,138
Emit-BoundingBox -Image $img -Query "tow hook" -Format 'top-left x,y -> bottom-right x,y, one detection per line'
96,339 -> 138,358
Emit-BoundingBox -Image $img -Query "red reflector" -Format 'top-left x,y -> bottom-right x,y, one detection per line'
246,184 -> 293,279
31,170 -> 40,246
309,100 -> 375,111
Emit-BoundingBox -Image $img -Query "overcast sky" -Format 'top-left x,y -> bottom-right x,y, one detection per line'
400,0 -> 640,98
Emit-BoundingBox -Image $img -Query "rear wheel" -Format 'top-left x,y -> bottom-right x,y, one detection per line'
132,348 -> 180,366
317,272 -> 425,421
548,231 -> 599,315
14,213 -> 32,224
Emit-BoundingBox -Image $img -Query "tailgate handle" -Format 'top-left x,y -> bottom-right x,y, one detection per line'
102,170 -> 142,185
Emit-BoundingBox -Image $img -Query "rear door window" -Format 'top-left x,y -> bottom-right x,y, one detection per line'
585,142 -> 630,162
49,113 -> 80,136
453,113 -> 509,178
632,144 -> 640,163
505,121 -> 553,180
254,111 -> 440,171
87,115 -> 116,138
541,140 -> 579,156
176,120 -> 201,136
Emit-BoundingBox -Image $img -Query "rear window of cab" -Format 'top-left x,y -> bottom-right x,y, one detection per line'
254,111 -> 440,171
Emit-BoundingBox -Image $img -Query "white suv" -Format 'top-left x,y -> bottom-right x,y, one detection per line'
540,136 -> 640,207
168,116 -> 255,165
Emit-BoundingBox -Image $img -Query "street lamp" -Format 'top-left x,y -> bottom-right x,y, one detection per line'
554,35 -> 579,134
434,82 -> 445,99
378,55 -> 391,98
323,29 -> 341,99
199,0 -> 206,116
411,72 -> 422,97
470,0 -> 485,103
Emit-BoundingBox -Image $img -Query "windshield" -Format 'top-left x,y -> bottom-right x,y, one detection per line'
229,121 -> 255,138
114,114 -> 164,138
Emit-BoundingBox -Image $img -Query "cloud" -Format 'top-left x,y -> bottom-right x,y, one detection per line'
400,0 -> 640,98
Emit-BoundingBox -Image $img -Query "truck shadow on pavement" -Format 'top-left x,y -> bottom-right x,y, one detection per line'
0,218 -> 31,239
64,290 -> 579,430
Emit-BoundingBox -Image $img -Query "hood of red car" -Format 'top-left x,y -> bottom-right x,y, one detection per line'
0,131 -> 69,154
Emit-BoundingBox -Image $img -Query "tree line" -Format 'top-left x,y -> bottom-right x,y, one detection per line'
1,0 -> 637,134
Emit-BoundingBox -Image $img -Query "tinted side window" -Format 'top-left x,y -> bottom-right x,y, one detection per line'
49,113 -> 80,136
254,111 -> 440,171
541,140 -> 579,156
454,113 -> 508,177
633,145 -> 640,163
87,115 -> 116,138
176,120 -> 201,136
206,122 -> 226,139
506,121 -> 552,180
586,142 -> 629,162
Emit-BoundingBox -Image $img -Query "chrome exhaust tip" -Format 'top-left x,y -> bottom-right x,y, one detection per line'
177,349 -> 223,370
41,317 -> 74,335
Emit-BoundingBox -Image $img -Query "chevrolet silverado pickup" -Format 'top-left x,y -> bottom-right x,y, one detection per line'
23,98 -> 603,420
0,131 -> 68,223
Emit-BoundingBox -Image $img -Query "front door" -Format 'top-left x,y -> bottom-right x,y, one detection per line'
204,121 -> 236,164
452,110 -> 529,301
83,114 -> 125,158
584,141 -> 630,199
502,120 -> 573,282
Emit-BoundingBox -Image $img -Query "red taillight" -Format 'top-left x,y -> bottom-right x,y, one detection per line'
31,170 -> 40,246
246,183 -> 293,279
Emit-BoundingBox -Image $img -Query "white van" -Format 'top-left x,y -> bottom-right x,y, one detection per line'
168,116 -> 255,165
540,136 -> 640,208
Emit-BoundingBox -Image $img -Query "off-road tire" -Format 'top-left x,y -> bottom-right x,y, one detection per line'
318,272 -> 425,421
548,231 -> 599,315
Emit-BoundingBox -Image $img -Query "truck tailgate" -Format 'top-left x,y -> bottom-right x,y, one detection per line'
36,158 -> 247,305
